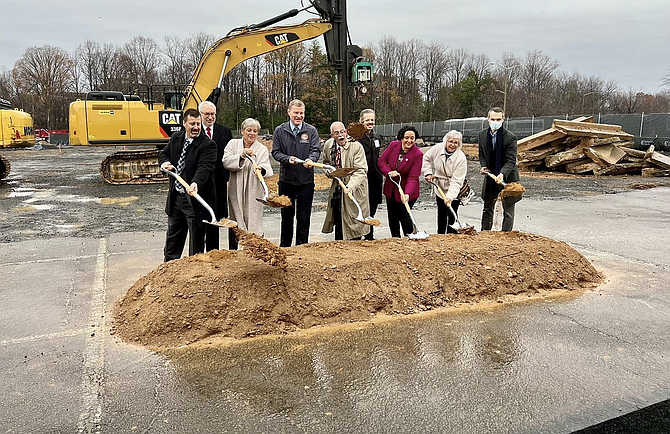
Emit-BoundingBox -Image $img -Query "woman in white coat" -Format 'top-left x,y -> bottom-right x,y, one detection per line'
223,118 -> 273,249
421,130 -> 468,234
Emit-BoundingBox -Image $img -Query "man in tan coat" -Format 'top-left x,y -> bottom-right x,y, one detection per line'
321,122 -> 371,240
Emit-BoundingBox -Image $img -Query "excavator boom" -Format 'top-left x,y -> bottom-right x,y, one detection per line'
96,19 -> 332,184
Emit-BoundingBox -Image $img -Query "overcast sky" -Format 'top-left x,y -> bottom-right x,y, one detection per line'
3,0 -> 669,93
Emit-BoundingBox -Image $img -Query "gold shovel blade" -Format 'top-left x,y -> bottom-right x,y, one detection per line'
203,218 -> 238,229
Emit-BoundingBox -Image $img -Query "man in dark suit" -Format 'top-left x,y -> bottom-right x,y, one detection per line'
199,101 -> 233,251
478,107 -> 521,232
357,108 -> 384,241
158,108 -> 217,261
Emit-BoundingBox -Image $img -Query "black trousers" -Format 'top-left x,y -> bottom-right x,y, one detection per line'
364,200 -> 380,241
164,193 -> 206,261
332,195 -> 344,241
436,197 -> 461,234
482,192 -> 516,232
205,181 -> 228,251
386,197 -> 417,238
278,181 -> 315,247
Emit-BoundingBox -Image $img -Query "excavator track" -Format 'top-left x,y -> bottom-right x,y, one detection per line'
0,154 -> 10,180
100,149 -> 168,185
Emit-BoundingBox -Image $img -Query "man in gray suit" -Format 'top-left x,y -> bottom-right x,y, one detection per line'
478,107 -> 521,232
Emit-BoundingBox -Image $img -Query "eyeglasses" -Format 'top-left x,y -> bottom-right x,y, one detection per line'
332,129 -> 347,136
447,139 -> 459,144
201,112 -> 216,117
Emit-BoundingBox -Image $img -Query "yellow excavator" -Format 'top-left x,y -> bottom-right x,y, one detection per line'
1,97 -> 36,179
70,0 -> 371,184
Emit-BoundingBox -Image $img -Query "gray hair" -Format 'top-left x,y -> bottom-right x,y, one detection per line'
330,121 -> 345,133
287,99 -> 305,110
443,130 -> 462,145
359,108 -> 375,121
241,118 -> 261,131
198,100 -> 216,113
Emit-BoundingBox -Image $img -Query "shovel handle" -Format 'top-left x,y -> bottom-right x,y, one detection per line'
334,177 -> 352,199
486,172 -> 507,186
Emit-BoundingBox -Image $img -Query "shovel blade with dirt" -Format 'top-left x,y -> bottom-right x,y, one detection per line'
486,172 -> 525,197
427,179 -> 476,235
162,168 -> 238,228
388,174 -> 429,239
241,153 -> 291,208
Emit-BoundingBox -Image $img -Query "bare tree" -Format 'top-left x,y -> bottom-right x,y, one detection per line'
445,48 -> 471,87
13,45 -> 75,128
75,40 -> 102,91
162,36 -> 191,86
517,50 -> 559,115
421,42 -> 448,120
187,33 -> 216,71
121,36 -> 161,85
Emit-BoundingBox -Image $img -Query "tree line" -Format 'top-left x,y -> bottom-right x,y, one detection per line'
1,33 -> 669,133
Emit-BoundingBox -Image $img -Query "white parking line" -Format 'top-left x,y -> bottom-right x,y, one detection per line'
77,238 -> 108,434
0,328 -> 91,346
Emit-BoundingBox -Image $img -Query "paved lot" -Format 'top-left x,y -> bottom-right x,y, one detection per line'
0,146 -> 669,433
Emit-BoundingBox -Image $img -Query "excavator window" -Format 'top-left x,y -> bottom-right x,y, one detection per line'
86,91 -> 125,101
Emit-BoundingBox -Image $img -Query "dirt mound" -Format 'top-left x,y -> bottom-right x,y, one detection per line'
112,232 -> 602,348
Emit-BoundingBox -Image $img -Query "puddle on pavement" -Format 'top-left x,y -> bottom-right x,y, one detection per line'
100,196 -> 139,206
161,306 -> 532,414
12,204 -> 53,212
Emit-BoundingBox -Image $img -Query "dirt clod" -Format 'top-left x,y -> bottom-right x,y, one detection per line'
113,232 -> 602,349
500,182 -> 526,198
233,227 -> 288,270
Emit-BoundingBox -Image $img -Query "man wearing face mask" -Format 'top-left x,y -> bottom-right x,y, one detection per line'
478,107 -> 520,232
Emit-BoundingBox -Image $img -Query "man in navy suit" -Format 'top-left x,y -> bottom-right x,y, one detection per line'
158,108 -> 216,261
199,101 -> 233,250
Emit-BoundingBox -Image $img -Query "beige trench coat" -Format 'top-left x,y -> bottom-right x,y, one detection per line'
321,138 -> 371,239
223,139 -> 273,234
421,142 -> 468,201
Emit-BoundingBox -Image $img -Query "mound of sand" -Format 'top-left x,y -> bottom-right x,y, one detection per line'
113,232 -> 602,348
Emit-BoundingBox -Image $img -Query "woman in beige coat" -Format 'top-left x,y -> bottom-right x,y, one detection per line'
421,130 -> 467,234
321,121 -> 371,240
223,118 -> 273,249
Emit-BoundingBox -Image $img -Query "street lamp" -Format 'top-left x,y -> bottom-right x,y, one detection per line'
490,61 -> 519,116
582,91 -> 595,115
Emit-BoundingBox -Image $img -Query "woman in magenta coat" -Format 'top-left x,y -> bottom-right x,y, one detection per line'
377,125 -> 424,237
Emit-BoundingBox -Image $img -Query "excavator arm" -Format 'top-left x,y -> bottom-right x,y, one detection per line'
183,19 -> 332,110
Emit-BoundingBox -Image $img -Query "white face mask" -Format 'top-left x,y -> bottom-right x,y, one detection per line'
489,120 -> 503,131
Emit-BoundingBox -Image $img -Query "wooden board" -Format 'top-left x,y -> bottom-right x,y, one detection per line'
642,167 -> 670,177
517,129 -> 567,153
553,119 -> 624,133
553,120 -> 634,140
594,162 -> 644,176
584,144 -> 626,167
545,138 -> 592,168
566,160 -> 601,174
518,143 -> 567,163
649,151 -> 670,170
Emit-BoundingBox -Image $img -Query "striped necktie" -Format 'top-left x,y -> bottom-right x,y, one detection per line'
174,138 -> 191,193
206,126 -> 212,139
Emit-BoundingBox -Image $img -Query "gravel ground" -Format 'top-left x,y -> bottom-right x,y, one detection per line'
1,145 -> 669,244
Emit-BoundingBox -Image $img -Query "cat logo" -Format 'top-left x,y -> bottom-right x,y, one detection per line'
264,32 -> 300,47
161,112 -> 182,125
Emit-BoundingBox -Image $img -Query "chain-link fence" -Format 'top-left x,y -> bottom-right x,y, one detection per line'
375,113 -> 670,150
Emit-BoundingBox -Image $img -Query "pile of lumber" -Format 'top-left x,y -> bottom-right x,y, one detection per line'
516,117 -> 670,177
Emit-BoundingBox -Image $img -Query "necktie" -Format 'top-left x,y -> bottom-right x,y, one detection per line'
335,145 -> 342,169
206,126 -> 212,139
293,126 -> 299,137
174,138 -> 191,193
492,133 -> 497,151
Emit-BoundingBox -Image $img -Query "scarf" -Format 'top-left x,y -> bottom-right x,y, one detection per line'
486,128 -> 504,174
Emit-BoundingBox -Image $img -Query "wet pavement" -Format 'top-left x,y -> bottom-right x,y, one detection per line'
0,147 -> 669,433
